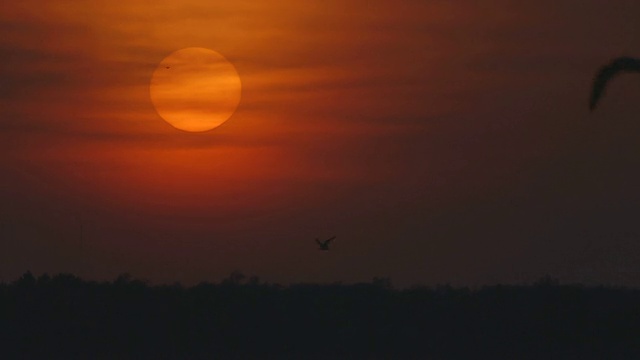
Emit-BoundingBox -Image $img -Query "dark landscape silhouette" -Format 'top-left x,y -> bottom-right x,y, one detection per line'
2,272 -> 640,359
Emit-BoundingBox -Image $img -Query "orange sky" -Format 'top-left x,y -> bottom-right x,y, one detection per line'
1,0 -> 640,286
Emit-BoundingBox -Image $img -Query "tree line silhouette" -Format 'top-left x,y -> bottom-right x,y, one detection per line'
1,271 -> 639,359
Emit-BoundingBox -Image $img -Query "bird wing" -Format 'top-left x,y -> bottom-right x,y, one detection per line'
315,238 -> 323,246
590,57 -> 640,111
325,236 -> 336,244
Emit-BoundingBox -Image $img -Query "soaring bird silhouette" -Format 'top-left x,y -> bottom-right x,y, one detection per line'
590,57 -> 640,111
315,236 -> 336,251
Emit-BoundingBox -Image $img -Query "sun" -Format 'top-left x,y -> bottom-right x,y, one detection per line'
150,47 -> 242,132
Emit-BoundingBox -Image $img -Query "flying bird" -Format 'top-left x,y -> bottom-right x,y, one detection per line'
589,57 -> 640,111
315,236 -> 336,251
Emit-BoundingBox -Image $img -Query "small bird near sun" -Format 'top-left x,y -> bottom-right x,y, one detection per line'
316,236 -> 336,251
150,47 -> 241,132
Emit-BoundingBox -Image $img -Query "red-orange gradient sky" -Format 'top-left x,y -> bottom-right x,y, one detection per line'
1,0 -> 640,286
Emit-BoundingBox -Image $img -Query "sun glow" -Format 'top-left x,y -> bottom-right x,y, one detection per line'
150,47 -> 242,132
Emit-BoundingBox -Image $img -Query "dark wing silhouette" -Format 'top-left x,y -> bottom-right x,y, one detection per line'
315,238 -> 323,246
324,236 -> 336,245
590,57 -> 640,111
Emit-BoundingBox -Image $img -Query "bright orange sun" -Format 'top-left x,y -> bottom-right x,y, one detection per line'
150,47 -> 242,132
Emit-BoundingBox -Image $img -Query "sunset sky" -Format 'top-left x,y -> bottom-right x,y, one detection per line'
1,0 -> 640,287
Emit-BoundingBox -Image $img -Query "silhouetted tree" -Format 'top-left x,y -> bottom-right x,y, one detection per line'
222,270 -> 246,286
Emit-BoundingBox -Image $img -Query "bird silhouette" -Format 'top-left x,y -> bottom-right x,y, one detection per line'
315,236 -> 336,251
589,57 -> 640,111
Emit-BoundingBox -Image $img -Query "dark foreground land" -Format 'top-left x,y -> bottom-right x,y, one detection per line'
1,273 -> 639,359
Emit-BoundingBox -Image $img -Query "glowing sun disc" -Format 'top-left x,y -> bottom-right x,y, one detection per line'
150,47 -> 241,132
